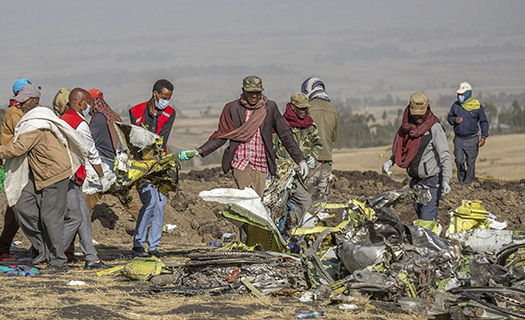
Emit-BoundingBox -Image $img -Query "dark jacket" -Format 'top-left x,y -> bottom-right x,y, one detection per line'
89,113 -> 115,159
199,98 -> 305,175
447,101 -> 489,139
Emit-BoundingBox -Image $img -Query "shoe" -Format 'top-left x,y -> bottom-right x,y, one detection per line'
131,247 -> 149,257
43,264 -> 69,274
0,253 -> 16,262
32,254 -> 48,265
65,252 -> 78,263
84,260 -> 111,269
148,250 -> 164,258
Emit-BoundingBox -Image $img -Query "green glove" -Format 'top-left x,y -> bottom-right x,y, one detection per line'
178,150 -> 199,161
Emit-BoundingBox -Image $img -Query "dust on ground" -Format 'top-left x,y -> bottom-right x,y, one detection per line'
1,167 -> 524,319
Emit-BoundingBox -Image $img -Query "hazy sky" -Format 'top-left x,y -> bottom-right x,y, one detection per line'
1,0 -> 524,113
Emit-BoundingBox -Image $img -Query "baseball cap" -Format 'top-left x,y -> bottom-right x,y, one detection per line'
290,92 -> 311,109
456,82 -> 472,94
88,88 -> 104,99
242,76 -> 264,92
13,84 -> 41,103
12,78 -> 40,95
409,92 -> 429,116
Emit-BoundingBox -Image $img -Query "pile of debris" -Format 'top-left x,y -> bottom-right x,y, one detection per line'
107,159 -> 525,318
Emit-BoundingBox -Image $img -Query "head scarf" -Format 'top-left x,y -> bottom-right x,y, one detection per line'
89,97 -> 122,152
283,103 -> 314,129
52,87 -> 70,117
392,105 -> 440,168
301,77 -> 330,101
208,94 -> 267,142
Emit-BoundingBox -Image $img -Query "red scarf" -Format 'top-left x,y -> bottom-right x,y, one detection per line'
209,95 -> 268,142
392,106 -> 440,168
283,103 -> 314,128
89,98 -> 122,152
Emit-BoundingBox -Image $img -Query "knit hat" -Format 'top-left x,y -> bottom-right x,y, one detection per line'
409,92 -> 429,116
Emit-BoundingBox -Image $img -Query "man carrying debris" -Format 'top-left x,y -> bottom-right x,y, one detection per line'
382,92 -> 452,229
60,88 -> 110,269
273,93 -> 323,225
129,79 -> 176,258
301,77 -> 339,205
0,78 -> 34,262
179,75 -> 308,198
0,84 -> 88,272
447,82 -> 489,183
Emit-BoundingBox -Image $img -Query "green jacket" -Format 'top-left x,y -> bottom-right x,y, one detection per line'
274,122 -> 323,161
308,99 -> 339,161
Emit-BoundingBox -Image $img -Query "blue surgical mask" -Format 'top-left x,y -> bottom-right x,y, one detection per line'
458,95 -> 465,103
155,94 -> 170,110
83,103 -> 91,117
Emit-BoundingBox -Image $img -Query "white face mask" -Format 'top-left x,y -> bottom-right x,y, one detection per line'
458,95 -> 465,103
155,93 -> 170,110
83,102 -> 91,117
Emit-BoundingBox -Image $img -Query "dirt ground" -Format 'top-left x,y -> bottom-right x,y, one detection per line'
1,167 -> 524,319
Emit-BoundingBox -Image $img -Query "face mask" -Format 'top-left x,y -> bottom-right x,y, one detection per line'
458,95 -> 465,103
155,94 -> 170,110
83,103 -> 91,117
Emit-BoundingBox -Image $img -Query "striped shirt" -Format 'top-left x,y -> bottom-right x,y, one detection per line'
231,109 -> 268,173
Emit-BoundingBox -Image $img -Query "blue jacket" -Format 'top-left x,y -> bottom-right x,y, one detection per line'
447,101 -> 489,139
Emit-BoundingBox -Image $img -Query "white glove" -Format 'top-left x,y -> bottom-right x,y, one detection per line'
382,159 -> 393,175
442,181 -> 451,195
306,156 -> 316,168
100,175 -> 111,192
299,161 -> 309,180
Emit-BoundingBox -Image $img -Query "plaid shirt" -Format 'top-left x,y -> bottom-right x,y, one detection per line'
231,109 -> 268,173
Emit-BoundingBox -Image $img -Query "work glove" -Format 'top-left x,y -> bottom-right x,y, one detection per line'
306,156 -> 316,168
178,150 -> 199,161
299,161 -> 309,180
100,175 -> 111,192
442,181 -> 451,195
382,159 -> 393,175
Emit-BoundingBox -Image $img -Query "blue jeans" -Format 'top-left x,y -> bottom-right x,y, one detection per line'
133,182 -> 166,251
410,175 -> 442,221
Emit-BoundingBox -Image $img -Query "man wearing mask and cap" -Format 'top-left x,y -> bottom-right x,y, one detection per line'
382,92 -> 452,233
178,76 -> 308,198
129,79 -> 176,258
274,93 -> 323,227
0,78 -> 35,262
0,84 -> 88,272
447,82 -> 489,183
60,88 -> 111,269
301,77 -> 339,205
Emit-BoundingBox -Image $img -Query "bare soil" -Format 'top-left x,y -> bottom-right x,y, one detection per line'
1,167 -> 524,319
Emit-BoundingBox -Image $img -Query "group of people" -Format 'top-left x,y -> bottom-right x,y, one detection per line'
0,75 -> 488,271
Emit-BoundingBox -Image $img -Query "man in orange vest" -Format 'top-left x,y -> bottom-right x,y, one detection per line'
129,79 -> 176,258
60,88 -> 110,269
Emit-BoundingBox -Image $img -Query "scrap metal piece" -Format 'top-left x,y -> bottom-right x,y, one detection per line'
337,241 -> 387,274
447,229 -> 525,254
241,278 -> 264,297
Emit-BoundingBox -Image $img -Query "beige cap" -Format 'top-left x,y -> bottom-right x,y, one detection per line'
409,92 -> 429,116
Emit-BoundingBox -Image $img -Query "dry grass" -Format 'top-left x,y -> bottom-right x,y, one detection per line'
0,239 -> 422,320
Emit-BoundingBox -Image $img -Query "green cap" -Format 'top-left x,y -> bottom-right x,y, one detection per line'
242,75 -> 264,92
290,92 -> 311,109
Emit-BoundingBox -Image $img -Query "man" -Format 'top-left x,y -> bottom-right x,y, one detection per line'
447,82 -> 489,183
382,92 -> 452,231
179,75 -> 308,198
60,88 -> 110,269
129,79 -> 176,258
0,78 -> 32,262
85,88 -> 141,221
273,93 -> 323,225
301,77 -> 339,205
0,84 -> 88,272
